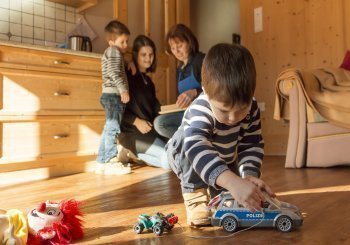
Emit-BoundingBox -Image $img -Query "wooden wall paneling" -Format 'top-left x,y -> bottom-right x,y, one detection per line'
240,0 -> 349,155
113,0 -> 128,24
345,0 -> 350,50
164,0 -> 177,104
176,0 -> 190,26
144,0 -> 150,36
304,0 -> 345,67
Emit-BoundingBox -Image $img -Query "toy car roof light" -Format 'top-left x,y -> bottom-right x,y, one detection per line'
207,194 -> 222,209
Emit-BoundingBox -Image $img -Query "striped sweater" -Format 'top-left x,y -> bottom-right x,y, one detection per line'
101,46 -> 128,94
171,93 -> 264,188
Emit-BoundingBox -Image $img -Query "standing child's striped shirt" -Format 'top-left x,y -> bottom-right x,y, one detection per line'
101,46 -> 128,94
167,93 -> 264,189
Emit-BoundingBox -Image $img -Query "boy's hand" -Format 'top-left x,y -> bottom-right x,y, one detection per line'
216,170 -> 274,212
121,91 -> 130,103
133,117 -> 152,134
128,62 -> 137,75
243,175 -> 275,198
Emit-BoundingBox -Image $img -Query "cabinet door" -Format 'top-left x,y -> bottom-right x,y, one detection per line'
0,118 -> 104,163
0,68 -> 104,115
0,46 -> 101,76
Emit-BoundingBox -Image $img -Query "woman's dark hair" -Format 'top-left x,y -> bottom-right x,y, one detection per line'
132,35 -> 157,73
202,43 -> 256,107
165,24 -> 199,56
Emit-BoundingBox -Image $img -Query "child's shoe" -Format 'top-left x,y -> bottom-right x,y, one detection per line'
95,163 -> 105,174
117,145 -> 139,163
104,161 -> 131,175
183,188 -> 211,226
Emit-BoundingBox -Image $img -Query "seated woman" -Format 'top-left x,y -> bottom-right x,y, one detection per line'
154,24 -> 205,139
118,35 -> 169,169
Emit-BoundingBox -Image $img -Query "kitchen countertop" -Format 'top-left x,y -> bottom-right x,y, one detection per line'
0,40 -> 102,59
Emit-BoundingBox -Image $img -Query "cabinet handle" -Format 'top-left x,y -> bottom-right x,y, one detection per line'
54,91 -> 70,96
53,134 -> 69,139
53,60 -> 70,65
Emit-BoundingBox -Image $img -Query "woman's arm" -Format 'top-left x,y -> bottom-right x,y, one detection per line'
133,117 -> 152,134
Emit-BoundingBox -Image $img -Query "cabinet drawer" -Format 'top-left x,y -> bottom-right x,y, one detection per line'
0,68 -> 103,115
0,118 -> 104,163
0,46 -> 101,75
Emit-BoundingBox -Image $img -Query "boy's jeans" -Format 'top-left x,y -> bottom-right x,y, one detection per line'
96,93 -> 125,163
166,129 -> 208,193
166,129 -> 223,198
154,111 -> 184,139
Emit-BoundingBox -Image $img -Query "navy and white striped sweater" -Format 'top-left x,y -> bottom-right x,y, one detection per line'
101,46 -> 128,94
169,93 -> 264,188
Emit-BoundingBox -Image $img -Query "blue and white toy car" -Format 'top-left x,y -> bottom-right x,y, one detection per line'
209,192 -> 303,232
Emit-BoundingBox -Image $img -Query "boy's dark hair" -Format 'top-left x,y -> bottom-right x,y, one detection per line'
202,43 -> 256,107
165,24 -> 199,56
104,19 -> 130,41
132,35 -> 157,73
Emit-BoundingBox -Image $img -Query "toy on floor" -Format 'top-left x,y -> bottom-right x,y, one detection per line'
208,192 -> 303,233
133,212 -> 178,236
0,209 -> 28,244
27,199 -> 84,244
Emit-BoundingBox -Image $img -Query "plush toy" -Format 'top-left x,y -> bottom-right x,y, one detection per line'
0,209 -> 28,245
27,199 -> 84,245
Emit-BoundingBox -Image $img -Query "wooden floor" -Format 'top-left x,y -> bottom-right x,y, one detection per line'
1,156 -> 350,244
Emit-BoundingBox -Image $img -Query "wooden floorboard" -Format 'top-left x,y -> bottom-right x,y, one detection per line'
1,156 -> 350,244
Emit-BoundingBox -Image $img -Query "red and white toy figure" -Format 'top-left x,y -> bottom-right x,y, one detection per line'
27,199 -> 84,245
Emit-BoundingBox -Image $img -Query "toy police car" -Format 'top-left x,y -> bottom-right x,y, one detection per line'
209,192 -> 303,232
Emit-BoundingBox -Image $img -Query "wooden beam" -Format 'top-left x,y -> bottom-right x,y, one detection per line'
176,0 -> 190,26
76,0 -> 98,13
164,0 -> 177,104
113,0 -> 128,25
144,0 -> 150,36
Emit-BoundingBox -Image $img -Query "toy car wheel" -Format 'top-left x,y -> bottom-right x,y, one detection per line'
165,224 -> 174,230
133,223 -> 144,234
276,216 -> 293,232
222,216 -> 238,233
153,225 -> 164,236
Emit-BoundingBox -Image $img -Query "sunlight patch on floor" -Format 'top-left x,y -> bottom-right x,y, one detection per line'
276,184 -> 350,196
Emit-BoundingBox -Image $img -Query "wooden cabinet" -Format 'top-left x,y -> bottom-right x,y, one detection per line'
0,44 -> 103,185
47,0 -> 98,12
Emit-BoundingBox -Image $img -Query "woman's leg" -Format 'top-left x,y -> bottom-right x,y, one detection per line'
153,111 -> 184,139
132,131 -> 169,169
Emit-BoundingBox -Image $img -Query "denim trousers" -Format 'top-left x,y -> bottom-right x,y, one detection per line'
153,111 -> 184,139
118,130 -> 169,169
166,129 -> 222,198
96,93 -> 125,163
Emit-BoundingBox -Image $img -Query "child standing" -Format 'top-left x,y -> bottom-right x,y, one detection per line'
166,43 -> 275,225
95,20 -> 131,175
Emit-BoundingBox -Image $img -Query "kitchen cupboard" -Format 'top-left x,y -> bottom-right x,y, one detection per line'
47,0 -> 98,12
0,43 -> 103,185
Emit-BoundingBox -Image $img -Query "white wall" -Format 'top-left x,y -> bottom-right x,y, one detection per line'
84,0 -> 113,54
190,0 -> 240,53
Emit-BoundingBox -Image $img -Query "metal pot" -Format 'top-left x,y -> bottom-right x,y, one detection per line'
68,35 -> 92,52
